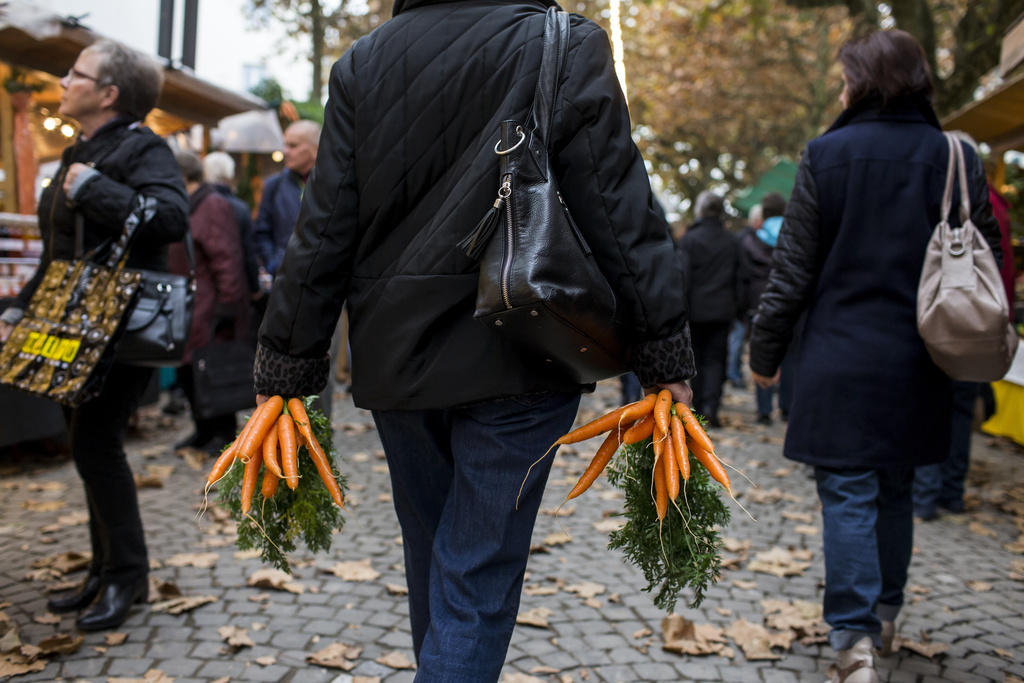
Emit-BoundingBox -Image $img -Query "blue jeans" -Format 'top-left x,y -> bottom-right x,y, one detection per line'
814,466 -> 915,651
620,372 -> 643,405
913,381 -> 976,515
727,319 -> 746,385
372,392 -> 581,682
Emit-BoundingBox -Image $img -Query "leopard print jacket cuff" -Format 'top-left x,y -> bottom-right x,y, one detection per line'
253,343 -> 330,398
629,325 -> 696,388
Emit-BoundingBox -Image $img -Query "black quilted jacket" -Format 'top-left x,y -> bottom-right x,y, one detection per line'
255,0 -> 694,410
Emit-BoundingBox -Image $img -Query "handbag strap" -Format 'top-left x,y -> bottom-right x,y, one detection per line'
528,8 -> 570,149
940,132 -> 971,228
75,203 -> 197,278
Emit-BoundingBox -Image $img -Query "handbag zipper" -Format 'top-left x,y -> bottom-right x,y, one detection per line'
499,174 -> 514,309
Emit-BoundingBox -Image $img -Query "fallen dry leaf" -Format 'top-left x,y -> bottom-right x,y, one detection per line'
747,547 -> 812,578
0,654 -> 46,678
565,582 -> 605,599
895,636 -> 949,659
21,500 -> 65,512
732,579 -> 758,590
523,583 -> 559,596
968,521 -> 996,537
724,619 -> 792,660
354,678 -> 382,683
761,599 -> 829,645
255,655 -> 276,666
107,669 -> 174,683
516,607 -> 553,628
150,595 -> 217,615
233,549 -> 261,560
907,584 -> 932,595
994,647 -> 1015,660
592,518 -> 625,533
540,506 -> 576,517
543,531 -> 572,546
248,568 -> 305,593
56,511 -> 88,527
37,632 -> 83,655
661,614 -> 734,658
966,580 -> 993,592
32,613 -> 60,625
376,650 -> 416,669
307,641 -> 363,670
326,559 -> 381,582
794,525 -> 819,536
502,675 -> 545,683
781,510 -> 815,524
105,632 -> 128,646
31,551 -> 91,575
218,625 -> 254,649
633,627 -> 653,639
164,552 -> 219,569
385,583 -> 409,596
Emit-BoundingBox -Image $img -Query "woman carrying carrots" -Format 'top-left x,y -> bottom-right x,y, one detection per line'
251,2 -> 695,680
748,31 -> 1003,683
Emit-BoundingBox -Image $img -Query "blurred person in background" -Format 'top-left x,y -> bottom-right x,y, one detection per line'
728,203 -> 762,389
203,151 -> 262,313
739,192 -> 789,425
677,190 -> 741,428
0,40 -> 188,630
749,30 -> 1002,682
172,151 -> 250,455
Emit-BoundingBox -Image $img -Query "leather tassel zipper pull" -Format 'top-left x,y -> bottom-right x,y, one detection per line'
458,175 -> 511,261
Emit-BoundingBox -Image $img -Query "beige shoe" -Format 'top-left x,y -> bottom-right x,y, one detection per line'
878,620 -> 895,657
828,636 -> 879,683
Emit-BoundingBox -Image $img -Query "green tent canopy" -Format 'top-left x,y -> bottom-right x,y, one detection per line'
732,159 -> 799,213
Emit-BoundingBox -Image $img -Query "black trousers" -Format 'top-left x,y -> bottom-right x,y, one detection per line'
689,320 -> 731,422
64,362 -> 153,583
178,364 -> 238,445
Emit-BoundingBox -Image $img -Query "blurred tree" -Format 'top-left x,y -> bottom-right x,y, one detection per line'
613,0 -> 850,217
784,0 -> 1024,115
249,77 -> 285,106
247,0 -> 389,103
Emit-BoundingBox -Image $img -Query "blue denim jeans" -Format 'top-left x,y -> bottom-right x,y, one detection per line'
913,381 -> 976,516
814,466 -> 915,651
619,372 -> 643,405
372,391 -> 581,682
727,319 -> 746,385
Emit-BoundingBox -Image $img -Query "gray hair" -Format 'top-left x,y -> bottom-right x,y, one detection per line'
748,204 -> 762,224
286,119 -> 322,146
203,151 -> 236,185
694,191 -> 725,220
175,150 -> 203,184
85,39 -> 164,120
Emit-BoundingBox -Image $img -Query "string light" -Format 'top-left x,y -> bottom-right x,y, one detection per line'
60,124 -> 75,138
609,0 -> 628,101
42,117 -> 60,131
272,150 -> 284,162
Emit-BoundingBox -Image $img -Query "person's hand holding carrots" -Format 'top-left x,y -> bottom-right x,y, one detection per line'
648,381 -> 693,407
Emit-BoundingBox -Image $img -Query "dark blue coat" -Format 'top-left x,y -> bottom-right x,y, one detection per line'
749,95 -> 1002,469
253,169 -> 304,275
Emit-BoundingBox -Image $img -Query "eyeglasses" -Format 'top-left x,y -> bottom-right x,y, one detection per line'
64,67 -> 101,84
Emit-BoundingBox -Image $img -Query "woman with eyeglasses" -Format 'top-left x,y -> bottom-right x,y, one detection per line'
0,40 -> 188,630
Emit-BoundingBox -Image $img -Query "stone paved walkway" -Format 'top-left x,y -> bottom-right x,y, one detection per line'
1,381 -> 1023,682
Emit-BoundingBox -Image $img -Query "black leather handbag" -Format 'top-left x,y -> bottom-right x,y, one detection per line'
73,214 -> 196,367
190,333 -> 256,420
117,236 -> 196,367
458,7 -> 626,383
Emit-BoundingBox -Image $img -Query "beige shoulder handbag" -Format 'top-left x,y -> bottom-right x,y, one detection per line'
917,132 -> 1018,382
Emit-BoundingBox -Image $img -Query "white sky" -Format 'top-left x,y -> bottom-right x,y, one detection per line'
33,0 -> 314,101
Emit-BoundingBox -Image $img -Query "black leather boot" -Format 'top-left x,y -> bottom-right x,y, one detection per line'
46,574 -> 102,614
76,577 -> 148,631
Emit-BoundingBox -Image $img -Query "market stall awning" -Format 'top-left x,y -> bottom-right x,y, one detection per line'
0,2 -> 266,126
942,69 -> 1024,152
732,160 -> 799,214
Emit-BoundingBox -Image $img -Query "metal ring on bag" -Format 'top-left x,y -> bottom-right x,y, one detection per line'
948,227 -> 966,257
494,126 -> 526,155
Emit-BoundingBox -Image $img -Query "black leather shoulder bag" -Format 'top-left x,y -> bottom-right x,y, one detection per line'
458,7 -> 626,383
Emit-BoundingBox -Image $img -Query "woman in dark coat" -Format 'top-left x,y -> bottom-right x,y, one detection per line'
171,151 -> 250,454
748,30 -> 1001,683
0,41 -> 188,630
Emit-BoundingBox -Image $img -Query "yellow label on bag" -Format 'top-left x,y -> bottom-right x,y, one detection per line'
21,332 -> 81,362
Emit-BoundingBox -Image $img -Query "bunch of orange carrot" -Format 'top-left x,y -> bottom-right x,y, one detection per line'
558,390 -> 731,520
205,396 -> 345,515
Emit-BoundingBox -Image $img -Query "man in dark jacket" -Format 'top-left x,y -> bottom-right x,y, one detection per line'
252,120 -> 320,276
678,191 -> 740,427
253,1 -> 694,679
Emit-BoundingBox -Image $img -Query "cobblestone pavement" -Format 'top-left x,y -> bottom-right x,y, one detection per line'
2,381 -> 1023,683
